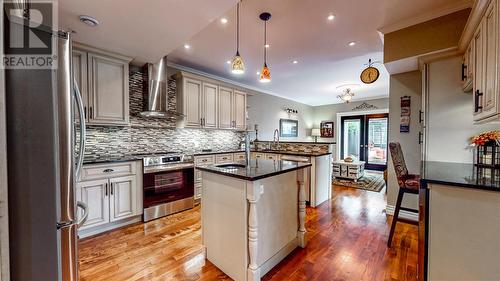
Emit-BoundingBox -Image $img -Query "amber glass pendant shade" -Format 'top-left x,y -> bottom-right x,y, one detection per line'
259,63 -> 271,83
231,51 -> 245,74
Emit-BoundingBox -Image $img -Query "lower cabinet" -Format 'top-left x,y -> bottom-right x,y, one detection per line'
77,161 -> 142,237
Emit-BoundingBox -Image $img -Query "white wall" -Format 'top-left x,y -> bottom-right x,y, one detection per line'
247,93 -> 315,141
387,70 -> 422,210
426,56 -> 498,163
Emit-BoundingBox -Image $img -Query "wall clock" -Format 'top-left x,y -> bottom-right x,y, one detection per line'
360,59 -> 380,84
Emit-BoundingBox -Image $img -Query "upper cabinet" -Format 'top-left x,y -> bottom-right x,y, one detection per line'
233,90 -> 247,130
73,44 -> 132,126
175,71 -> 247,130
466,0 -> 500,123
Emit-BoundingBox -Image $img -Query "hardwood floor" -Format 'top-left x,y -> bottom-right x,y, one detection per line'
78,186 -> 418,281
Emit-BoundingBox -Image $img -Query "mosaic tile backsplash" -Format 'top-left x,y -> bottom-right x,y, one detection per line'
83,68 -> 244,161
254,141 -> 332,154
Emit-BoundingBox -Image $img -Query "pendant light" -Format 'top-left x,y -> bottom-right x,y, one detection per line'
259,12 -> 271,83
231,1 -> 245,74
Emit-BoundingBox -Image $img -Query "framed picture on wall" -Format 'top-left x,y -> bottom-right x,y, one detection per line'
280,119 -> 298,137
320,121 -> 334,138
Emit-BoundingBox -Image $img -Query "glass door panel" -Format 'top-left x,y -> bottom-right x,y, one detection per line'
367,117 -> 388,165
343,120 -> 361,159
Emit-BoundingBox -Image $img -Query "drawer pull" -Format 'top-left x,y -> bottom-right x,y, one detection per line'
103,168 -> 114,173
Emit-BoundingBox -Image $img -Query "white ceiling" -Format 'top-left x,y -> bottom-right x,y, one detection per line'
59,0 -> 471,106
59,0 -> 238,63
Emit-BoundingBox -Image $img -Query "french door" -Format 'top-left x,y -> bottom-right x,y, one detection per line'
340,113 -> 388,170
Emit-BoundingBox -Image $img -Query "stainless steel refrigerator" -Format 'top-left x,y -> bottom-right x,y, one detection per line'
5,23 -> 88,280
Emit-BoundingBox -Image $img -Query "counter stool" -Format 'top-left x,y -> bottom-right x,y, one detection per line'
387,142 -> 419,247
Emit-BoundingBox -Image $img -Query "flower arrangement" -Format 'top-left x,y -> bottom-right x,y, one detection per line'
470,130 -> 500,146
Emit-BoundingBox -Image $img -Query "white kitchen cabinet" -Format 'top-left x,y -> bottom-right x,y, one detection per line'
76,179 -> 109,229
218,87 -> 233,129
109,175 -> 137,222
215,153 -> 233,164
233,152 -> 246,161
72,49 -> 88,120
202,82 -> 218,128
251,152 -> 265,159
462,41 -> 474,92
265,153 -> 279,160
194,155 -> 215,201
180,77 -> 203,128
77,161 -> 142,237
233,90 -> 247,130
73,44 -> 132,126
469,0 -> 500,123
175,71 -> 247,130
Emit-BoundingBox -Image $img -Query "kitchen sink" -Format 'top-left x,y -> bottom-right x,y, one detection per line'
216,163 -> 246,169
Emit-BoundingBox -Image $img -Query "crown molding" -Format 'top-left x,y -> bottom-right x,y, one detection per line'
378,0 -> 473,34
166,61 -> 306,102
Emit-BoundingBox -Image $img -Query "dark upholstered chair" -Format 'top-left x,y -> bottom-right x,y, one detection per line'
387,142 -> 419,247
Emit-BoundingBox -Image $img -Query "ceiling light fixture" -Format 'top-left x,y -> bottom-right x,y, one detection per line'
256,71 -> 260,75
348,41 -> 356,46
231,1 -> 245,74
292,60 -> 298,64
337,88 -> 355,103
259,12 -> 272,83
327,14 -> 335,21
264,44 -> 270,48
226,60 -> 231,64
79,15 -> 99,27
184,44 -> 190,49
220,18 -> 228,24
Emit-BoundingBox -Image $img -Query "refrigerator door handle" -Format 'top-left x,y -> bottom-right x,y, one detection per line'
76,201 -> 89,228
74,79 -> 86,180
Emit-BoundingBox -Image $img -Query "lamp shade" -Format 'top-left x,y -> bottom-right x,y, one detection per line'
311,128 -> 321,137
231,52 -> 245,74
259,64 -> 271,83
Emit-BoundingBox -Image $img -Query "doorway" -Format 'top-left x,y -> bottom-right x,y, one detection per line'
340,113 -> 388,170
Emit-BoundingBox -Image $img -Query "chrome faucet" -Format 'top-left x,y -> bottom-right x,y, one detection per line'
272,129 -> 280,150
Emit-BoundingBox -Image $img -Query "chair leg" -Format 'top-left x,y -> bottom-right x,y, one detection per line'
388,188 -> 405,247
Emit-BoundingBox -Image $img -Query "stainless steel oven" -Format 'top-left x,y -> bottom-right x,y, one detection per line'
142,153 -> 194,222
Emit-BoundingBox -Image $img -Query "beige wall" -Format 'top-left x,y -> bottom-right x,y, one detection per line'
313,98 -> 389,142
387,71 -> 422,209
247,93 -> 315,142
426,56 -> 498,162
384,9 -> 470,63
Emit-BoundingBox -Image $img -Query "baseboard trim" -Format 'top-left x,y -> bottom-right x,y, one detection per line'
386,205 -> 419,222
78,216 -> 142,239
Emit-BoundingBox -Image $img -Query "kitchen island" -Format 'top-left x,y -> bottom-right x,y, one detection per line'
197,159 -> 311,281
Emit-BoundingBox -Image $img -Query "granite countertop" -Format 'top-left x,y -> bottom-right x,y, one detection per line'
193,149 -> 331,157
83,149 -> 331,165
421,161 -> 500,192
197,159 -> 312,181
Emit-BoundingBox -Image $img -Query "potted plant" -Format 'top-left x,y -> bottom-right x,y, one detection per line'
470,130 -> 500,168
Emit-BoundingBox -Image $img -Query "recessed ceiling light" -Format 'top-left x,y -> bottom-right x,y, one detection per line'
264,44 -> 270,48
292,60 -> 298,64
79,15 -> 99,27
327,14 -> 335,21
256,71 -> 260,75
220,18 -> 228,24
226,60 -> 231,64
348,41 -> 356,46
184,44 -> 191,49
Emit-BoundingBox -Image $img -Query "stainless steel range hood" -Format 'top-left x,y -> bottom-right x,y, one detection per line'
139,56 -> 183,118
